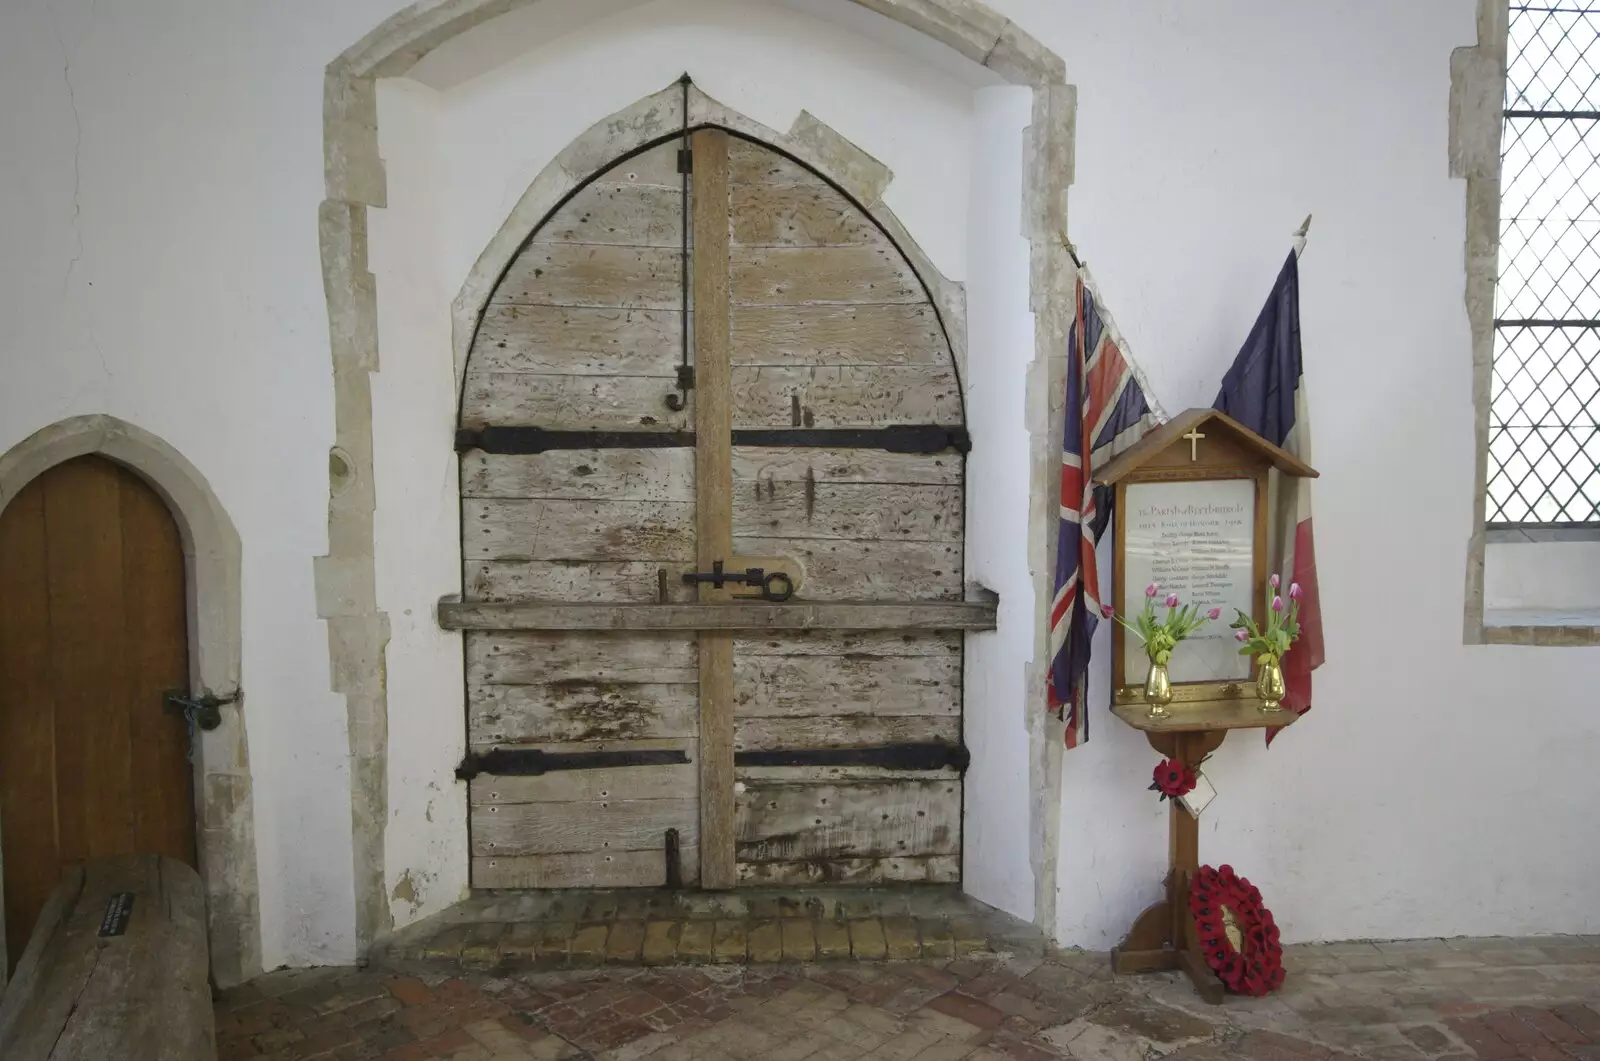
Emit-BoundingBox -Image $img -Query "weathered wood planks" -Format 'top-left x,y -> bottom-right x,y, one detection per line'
730,181 -> 877,247
473,848 -> 700,889
463,499 -> 694,562
733,649 -> 959,718
470,681 -> 698,745
728,140 -> 826,187
729,537 -> 963,600
535,181 -> 682,247
731,246 -> 923,306
732,481 -> 962,541
729,366 -> 962,428
737,855 -> 958,886
732,447 -> 961,486
473,798 -> 698,856
693,128 -> 737,891
440,599 -> 997,631
462,449 -> 694,501
471,306 -> 681,376
734,715 -> 961,751
735,780 -> 960,862
468,631 -> 698,685
494,244 -> 682,309
462,372 -> 689,430
731,305 -> 947,367
458,129 -> 973,890
0,856 -> 213,1061
465,561 -> 695,604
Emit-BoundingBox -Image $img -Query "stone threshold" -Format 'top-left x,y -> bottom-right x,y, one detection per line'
373,885 -> 1048,971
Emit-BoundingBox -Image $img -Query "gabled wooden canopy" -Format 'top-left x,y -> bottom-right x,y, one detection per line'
1093,408 -> 1318,484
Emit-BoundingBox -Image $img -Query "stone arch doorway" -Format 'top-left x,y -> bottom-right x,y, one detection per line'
0,415 -> 258,988
450,121 -> 976,889
0,455 -> 195,973
325,0 -> 1077,949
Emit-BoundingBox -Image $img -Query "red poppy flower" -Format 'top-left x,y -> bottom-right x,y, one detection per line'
1149,758 -> 1198,800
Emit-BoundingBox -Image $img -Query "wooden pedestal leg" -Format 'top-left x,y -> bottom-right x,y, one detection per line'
1112,728 -> 1226,1005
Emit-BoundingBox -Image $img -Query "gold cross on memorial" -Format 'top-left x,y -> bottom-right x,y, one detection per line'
1183,427 -> 1205,461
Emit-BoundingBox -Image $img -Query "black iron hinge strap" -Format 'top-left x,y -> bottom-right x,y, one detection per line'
456,425 -> 969,455
456,747 -> 690,781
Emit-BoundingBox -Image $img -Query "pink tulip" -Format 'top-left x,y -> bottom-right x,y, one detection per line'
1235,629 -> 1249,642
1100,604 -> 1114,619
1145,582 -> 1159,598
1269,574 -> 1280,589
1165,593 -> 1179,608
1206,607 -> 1222,620
1289,582 -> 1303,600
1271,596 -> 1284,612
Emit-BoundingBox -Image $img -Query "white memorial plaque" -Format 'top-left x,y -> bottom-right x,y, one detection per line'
1121,479 -> 1255,685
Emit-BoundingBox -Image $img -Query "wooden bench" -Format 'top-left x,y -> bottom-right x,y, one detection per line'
0,854 -> 214,1060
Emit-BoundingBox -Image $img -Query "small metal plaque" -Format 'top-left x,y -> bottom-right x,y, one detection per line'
99,892 -> 135,938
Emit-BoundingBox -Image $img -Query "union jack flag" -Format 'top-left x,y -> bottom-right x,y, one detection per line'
1048,276 -> 1158,748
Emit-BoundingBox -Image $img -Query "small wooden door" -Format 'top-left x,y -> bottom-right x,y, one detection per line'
460,130 -> 965,889
0,456 -> 194,971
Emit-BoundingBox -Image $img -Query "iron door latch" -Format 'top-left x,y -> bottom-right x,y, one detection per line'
163,689 -> 239,732
681,561 -> 795,601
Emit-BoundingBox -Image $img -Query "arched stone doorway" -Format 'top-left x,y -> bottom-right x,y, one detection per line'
324,0 -> 1077,951
0,415 -> 259,988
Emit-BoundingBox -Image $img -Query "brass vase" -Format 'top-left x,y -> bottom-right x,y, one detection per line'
1143,659 -> 1173,720
1256,654 -> 1286,713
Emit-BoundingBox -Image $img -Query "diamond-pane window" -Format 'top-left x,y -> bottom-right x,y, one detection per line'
1490,4 -> 1600,524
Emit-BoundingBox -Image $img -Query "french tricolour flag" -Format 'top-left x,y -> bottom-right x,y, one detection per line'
1213,252 -> 1324,741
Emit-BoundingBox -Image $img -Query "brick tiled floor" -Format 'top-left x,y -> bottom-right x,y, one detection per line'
216,935 -> 1600,1060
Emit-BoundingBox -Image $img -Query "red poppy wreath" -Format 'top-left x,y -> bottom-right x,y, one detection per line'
1190,864 -> 1285,996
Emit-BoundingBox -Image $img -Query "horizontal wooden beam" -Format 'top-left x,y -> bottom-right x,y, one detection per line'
437,598 -> 999,632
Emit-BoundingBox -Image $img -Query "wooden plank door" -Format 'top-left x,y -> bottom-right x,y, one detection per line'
461,141 -> 703,888
0,456 -> 194,972
459,130 -> 968,890
712,137 -> 965,886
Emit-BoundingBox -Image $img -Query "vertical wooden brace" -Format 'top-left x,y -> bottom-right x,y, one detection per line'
692,129 -> 737,889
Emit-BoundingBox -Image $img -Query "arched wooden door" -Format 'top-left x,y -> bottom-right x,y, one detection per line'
457,130 -> 976,889
0,455 -> 194,970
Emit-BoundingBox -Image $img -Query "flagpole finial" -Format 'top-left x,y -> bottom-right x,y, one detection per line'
1292,214 -> 1313,259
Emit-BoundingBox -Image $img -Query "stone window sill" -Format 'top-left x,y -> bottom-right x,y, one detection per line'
1483,608 -> 1600,645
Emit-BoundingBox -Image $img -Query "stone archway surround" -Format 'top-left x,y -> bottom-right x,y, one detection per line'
321,0 -> 1079,954
0,414 -> 259,989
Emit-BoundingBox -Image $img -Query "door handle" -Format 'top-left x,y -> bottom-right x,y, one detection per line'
163,690 -> 239,732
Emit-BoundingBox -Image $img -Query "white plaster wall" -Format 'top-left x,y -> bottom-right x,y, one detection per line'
8,0 -> 1598,966
991,0 -> 1600,947
370,80 -> 470,924
962,86 -> 1039,922
0,0 -> 406,968
371,0 -> 1003,929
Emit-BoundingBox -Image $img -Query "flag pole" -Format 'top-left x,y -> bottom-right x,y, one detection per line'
1292,214 -> 1313,260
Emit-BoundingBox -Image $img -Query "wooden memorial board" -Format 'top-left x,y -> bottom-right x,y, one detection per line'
1095,409 -> 1316,710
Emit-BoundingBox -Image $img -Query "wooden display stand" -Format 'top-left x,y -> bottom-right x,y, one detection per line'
1108,702 -> 1294,1005
1094,410 -> 1317,1004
